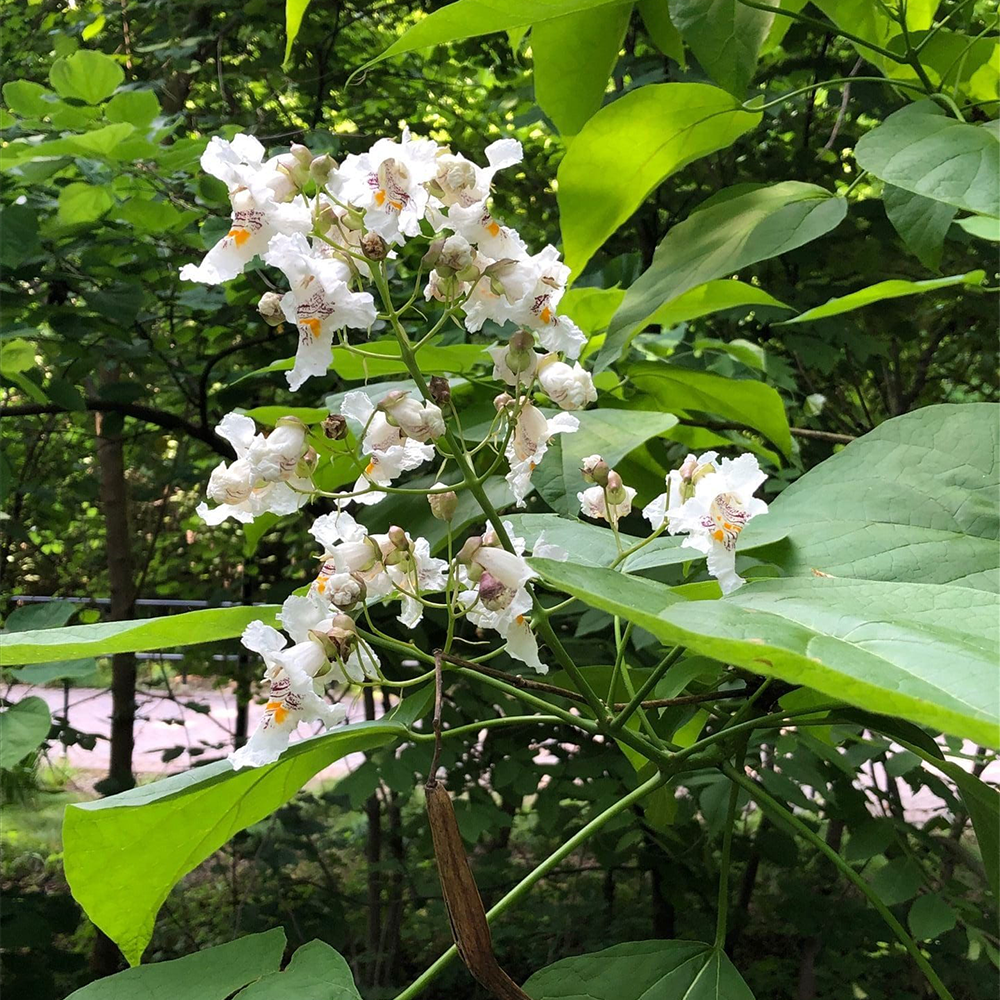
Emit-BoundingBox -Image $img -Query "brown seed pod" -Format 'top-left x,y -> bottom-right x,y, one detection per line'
424,782 -> 530,1000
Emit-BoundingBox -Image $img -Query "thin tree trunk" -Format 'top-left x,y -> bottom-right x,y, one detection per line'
379,689 -> 404,987
363,687 -> 382,988
90,410 -> 137,977
233,568 -> 254,749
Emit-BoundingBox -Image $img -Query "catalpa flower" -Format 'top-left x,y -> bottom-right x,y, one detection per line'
504,400 -> 579,507
578,470 -> 637,527
180,134 -> 311,285
508,245 -> 586,358
309,509 -> 394,600
333,128 -> 440,242
459,525 -> 566,672
197,413 -> 312,525
229,619 -> 346,770
340,391 -> 436,504
431,138 -> 523,209
537,355 -> 596,410
657,453 -> 768,595
444,203 -> 528,261
263,233 -> 377,391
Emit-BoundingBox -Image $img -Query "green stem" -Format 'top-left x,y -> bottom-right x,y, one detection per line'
610,646 -> 684,732
392,770 -> 668,1000
721,762 -> 956,1000
408,714 -> 565,742
745,76 -> 931,112
714,780 -> 740,950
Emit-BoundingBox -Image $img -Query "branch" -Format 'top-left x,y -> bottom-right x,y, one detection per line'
680,420 -> 856,444
0,399 -> 233,457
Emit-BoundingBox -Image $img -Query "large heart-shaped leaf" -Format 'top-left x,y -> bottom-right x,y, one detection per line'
64,720 -> 405,965
65,930 -> 286,999
882,185 -> 957,272
532,407 -> 677,515
235,939 -> 363,999
855,102 -> 1000,218
529,561 -> 1000,747
601,181 -> 847,369
627,361 -> 792,457
0,605 -> 282,666
742,403 -> 999,590
558,83 -> 760,276
669,0 -> 776,96
532,4 -> 632,136
524,939 -> 754,999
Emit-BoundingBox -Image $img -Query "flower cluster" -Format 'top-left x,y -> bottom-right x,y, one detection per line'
183,130 -> 768,770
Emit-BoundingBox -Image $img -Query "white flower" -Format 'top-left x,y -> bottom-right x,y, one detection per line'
507,245 -> 586,358
339,392 -> 436,503
431,138 -> 523,209
488,342 -> 542,387
665,454 -> 768,595
537,356 -> 596,410
444,203 -> 528,260
578,482 -> 637,526
642,451 -> 719,532
380,392 -> 446,441
332,128 -> 440,243
309,510 -> 394,599
504,401 -> 579,507
263,233 -> 377,391
229,620 -> 346,770
245,417 -> 309,483
197,413 -> 311,525
385,534 -> 449,628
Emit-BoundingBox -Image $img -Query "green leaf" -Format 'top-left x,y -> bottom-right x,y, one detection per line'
0,338 -> 37,377
528,561 -> 1000,747
10,658 -> 98,685
360,0 -> 633,71
668,0 -> 776,96
115,198 -> 192,233
0,697 -> 51,769
0,605 -> 281,666
532,4 -> 631,136
870,857 -> 924,906
883,184 -> 957,272
284,0 -> 313,68
638,0 -> 685,64
64,929 -> 286,999
524,939 -> 754,999
780,271 -> 984,324
104,89 -> 160,127
3,80 -> 55,117
49,122 -> 136,159
855,102 -> 1000,219
957,214 -> 1000,242
741,403 -> 999,590
64,720 -> 404,965
627,361 -> 792,457
57,182 -> 114,225
533,407 -> 678,515
49,50 -> 123,105
601,181 -> 846,370
908,894 -> 957,941
235,940 -> 363,999
4,599 -> 77,631
0,205 -> 40,267
558,83 -> 760,277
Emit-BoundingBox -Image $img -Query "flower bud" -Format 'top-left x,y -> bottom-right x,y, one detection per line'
456,535 -> 483,566
323,413 -> 348,440
580,454 -> 609,486
493,392 -> 513,412
342,207 -> 365,231
691,461 -> 716,485
326,571 -> 366,610
258,291 -> 286,327
605,470 -> 628,505
311,614 -> 358,662
505,329 -> 537,377
428,484 -> 458,521
290,143 -> 313,167
361,232 -> 388,261
296,446 -> 319,479
310,153 -> 337,185
422,238 -> 445,269
387,525 -> 409,550
428,375 -> 451,405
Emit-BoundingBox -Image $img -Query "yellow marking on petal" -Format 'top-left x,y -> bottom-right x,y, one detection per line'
365,459 -> 376,474
487,220 -> 500,237
539,306 -> 552,324
374,189 -> 387,206
713,529 -> 725,542
227,227 -> 252,247
266,699 -> 289,724
300,317 -> 322,339
316,577 -> 328,593
388,199 -> 403,210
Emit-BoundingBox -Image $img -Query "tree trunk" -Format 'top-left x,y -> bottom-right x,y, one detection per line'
90,410 -> 138,977
233,568 -> 255,749
363,687 -> 382,988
